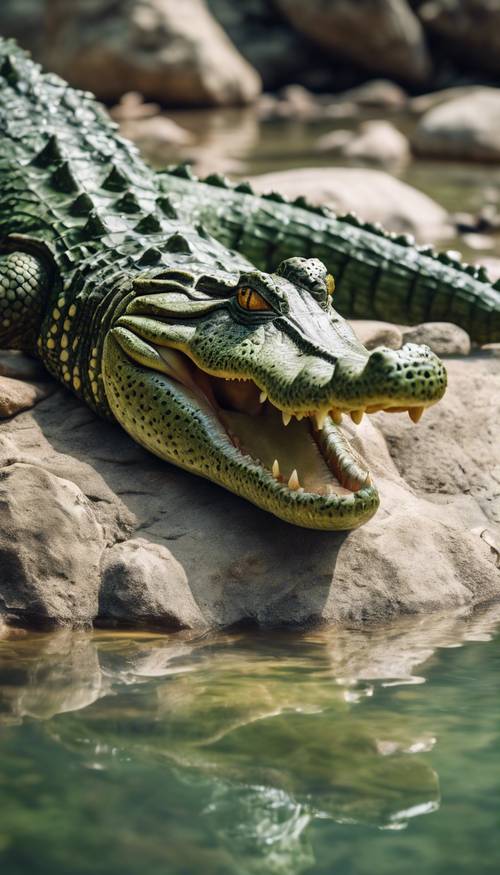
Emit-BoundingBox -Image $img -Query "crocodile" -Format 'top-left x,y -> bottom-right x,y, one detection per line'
0,39 -> 449,530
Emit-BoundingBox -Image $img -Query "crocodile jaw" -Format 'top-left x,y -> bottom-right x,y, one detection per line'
102,331 -> 379,530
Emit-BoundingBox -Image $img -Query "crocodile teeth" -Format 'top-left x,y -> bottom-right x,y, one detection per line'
282,411 -> 292,426
272,459 -> 280,478
409,406 -> 424,423
350,409 -> 364,425
259,390 -> 268,403
288,469 -> 300,490
314,409 -> 328,431
330,408 -> 342,425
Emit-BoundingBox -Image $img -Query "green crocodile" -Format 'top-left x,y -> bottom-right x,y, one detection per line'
0,38 -> 460,531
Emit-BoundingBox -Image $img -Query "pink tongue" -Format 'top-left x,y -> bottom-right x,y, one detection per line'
210,376 -> 263,415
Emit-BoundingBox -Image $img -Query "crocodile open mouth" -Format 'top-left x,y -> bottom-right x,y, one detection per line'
156,346 -> 371,498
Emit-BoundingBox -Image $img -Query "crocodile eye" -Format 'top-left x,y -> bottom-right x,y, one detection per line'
236,287 -> 272,311
326,274 -> 335,297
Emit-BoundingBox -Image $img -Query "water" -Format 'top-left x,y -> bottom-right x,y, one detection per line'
1,607 -> 500,874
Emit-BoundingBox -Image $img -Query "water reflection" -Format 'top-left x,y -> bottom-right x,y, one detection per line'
1,605 -> 500,875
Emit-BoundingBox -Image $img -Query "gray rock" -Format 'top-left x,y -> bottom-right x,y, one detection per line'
100,538 -> 206,629
42,0 -> 261,106
275,0 -> 432,84
249,167 -> 452,240
316,121 -> 410,169
349,320 -> 404,350
402,322 -> 471,356
0,463 -> 104,626
0,375 -> 54,418
418,0 -> 500,77
412,89 -> 500,162
0,352 -> 498,631
333,79 -> 408,110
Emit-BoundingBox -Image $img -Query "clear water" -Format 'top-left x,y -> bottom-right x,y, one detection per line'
1,607 -> 500,874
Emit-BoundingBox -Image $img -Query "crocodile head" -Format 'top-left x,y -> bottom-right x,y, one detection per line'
103,257 -> 446,530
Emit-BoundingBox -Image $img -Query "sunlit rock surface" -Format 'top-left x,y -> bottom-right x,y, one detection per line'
40,0 -> 261,106
413,88 -> 500,163
249,167 -> 452,240
0,348 -> 498,630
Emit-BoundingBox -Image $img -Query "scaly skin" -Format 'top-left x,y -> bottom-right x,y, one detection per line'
158,167 -> 500,346
0,39 -> 447,530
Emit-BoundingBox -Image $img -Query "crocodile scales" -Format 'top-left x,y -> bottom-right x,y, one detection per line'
0,38 -> 454,530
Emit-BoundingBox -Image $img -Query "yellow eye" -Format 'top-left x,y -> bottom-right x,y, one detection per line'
236,287 -> 272,311
326,274 -> 335,297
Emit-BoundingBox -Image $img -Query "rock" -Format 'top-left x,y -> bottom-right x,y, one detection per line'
401,322 -> 471,356
118,115 -> 194,163
418,0 -> 500,77
333,79 -> 408,110
0,463 -> 104,626
409,85 -> 489,116
42,0 -> 261,106
100,539 -> 206,629
460,233 -> 496,252
0,375 -> 54,418
412,88 -> 500,162
249,167 -> 452,239
374,356 -> 500,526
275,0 -> 432,84
316,121 -> 410,169
110,92 -> 162,122
350,320 -> 403,351
0,354 -> 498,631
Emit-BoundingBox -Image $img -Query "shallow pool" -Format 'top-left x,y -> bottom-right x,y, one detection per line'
1,607 -> 500,874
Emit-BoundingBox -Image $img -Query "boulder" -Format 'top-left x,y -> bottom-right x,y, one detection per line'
0,352 -> 498,630
316,121 -> 410,169
418,0 -> 500,77
100,538 -> 206,629
350,320 -> 404,351
333,79 -> 408,110
275,0 -> 432,84
401,322 -> 471,356
249,167 -> 452,239
412,89 -> 500,162
42,0 -> 261,106
0,375 -> 53,418
0,463 -> 104,626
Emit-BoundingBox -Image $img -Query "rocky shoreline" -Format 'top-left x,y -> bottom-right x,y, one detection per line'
1,331 -> 498,632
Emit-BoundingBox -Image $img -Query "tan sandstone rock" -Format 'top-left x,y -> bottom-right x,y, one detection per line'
0,352 -> 498,630
249,167 -> 452,240
401,322 -> 471,356
412,88 -> 500,162
316,121 -> 411,169
42,0 -> 261,106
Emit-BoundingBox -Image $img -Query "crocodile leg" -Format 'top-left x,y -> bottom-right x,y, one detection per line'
0,250 -> 50,351
0,250 -> 52,416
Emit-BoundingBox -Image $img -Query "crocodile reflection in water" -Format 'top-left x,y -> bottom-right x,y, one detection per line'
3,609 -> 500,871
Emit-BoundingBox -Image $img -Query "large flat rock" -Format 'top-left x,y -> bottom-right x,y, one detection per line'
249,167 -> 452,240
0,353 -> 499,630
